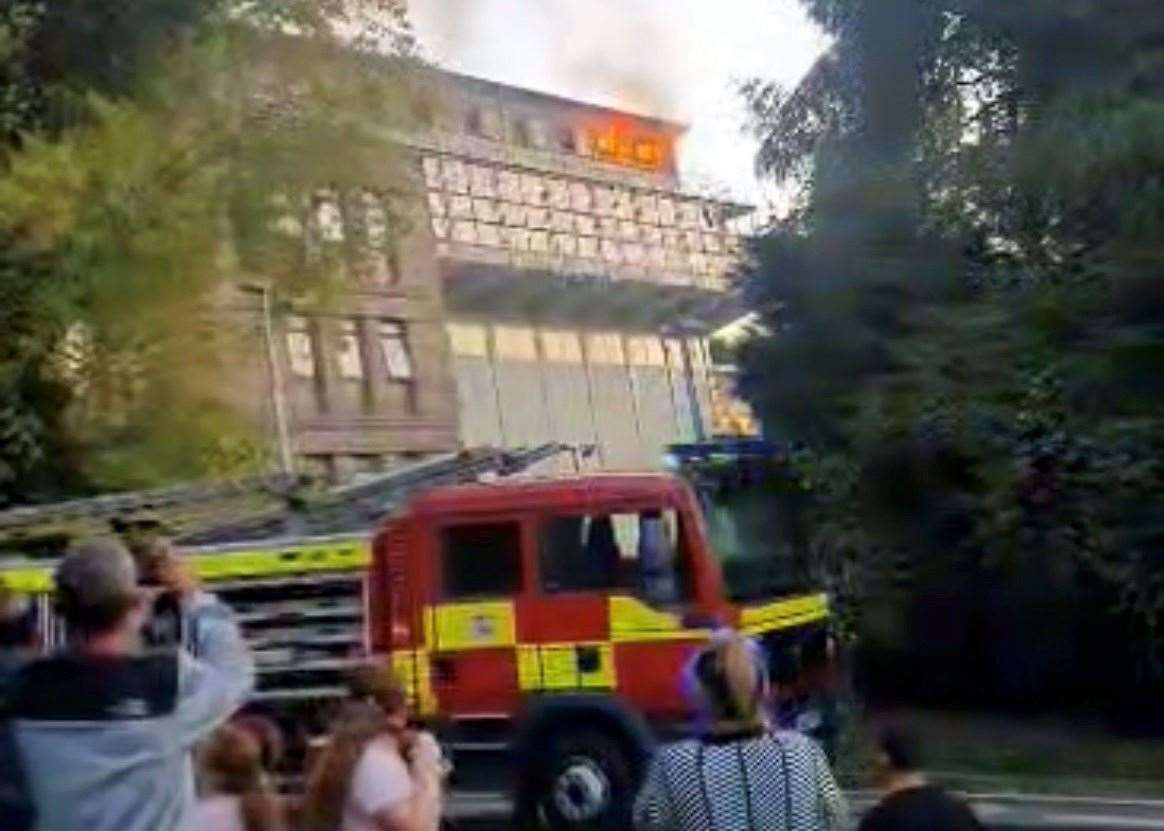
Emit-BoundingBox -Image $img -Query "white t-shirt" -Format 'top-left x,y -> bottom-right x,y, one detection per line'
342,735 -> 441,831
193,795 -> 245,831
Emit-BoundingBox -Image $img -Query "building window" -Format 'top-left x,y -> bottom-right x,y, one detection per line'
539,511 -> 686,604
356,190 -> 396,286
286,315 -> 316,378
442,522 -> 523,598
466,107 -> 483,136
557,125 -> 577,153
311,190 -> 345,243
467,107 -> 502,140
336,319 -> 365,381
525,118 -> 549,149
379,321 -> 414,381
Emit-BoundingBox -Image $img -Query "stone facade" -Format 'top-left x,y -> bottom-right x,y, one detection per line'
240,70 -> 752,478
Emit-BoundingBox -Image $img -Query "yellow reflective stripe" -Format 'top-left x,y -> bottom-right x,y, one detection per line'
517,642 -> 615,691
391,649 -> 437,716
193,538 -> 370,580
0,567 -> 51,594
430,601 -> 516,650
739,593 -> 830,636
608,595 -> 709,643
0,537 -> 370,595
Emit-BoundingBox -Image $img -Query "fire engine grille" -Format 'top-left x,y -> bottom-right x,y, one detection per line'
213,570 -> 368,703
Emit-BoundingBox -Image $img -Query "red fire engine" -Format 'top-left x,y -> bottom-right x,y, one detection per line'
0,449 -> 832,829
366,472 -> 830,829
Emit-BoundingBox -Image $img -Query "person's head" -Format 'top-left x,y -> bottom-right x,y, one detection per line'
689,633 -> 769,735
348,662 -> 409,732
231,714 -> 286,774
54,538 -> 146,647
201,724 -> 283,831
301,700 -> 390,831
0,586 -> 38,654
126,535 -> 174,587
872,724 -> 923,787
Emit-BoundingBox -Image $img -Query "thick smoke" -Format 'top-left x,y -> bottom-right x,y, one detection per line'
407,0 -> 684,120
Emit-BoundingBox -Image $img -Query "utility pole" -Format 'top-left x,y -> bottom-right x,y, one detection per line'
240,283 -> 294,476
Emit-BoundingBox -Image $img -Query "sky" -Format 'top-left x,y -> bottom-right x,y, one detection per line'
406,0 -> 829,214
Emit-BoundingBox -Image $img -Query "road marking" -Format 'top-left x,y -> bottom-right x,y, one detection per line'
1038,813 -> 1164,829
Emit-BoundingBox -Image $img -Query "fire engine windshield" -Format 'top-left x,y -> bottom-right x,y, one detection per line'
669,442 -> 816,602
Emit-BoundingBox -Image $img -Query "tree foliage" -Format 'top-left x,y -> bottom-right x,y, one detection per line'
0,0 -> 419,502
741,0 -> 1164,714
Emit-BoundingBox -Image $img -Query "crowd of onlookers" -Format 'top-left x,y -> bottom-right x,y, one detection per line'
0,537 -> 983,831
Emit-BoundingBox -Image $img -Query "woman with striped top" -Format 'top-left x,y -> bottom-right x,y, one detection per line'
633,633 -> 848,831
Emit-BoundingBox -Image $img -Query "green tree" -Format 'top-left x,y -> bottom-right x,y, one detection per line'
741,0 -> 1164,710
0,1 -> 420,501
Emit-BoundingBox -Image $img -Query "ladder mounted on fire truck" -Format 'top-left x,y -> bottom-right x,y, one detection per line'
0,443 -> 575,711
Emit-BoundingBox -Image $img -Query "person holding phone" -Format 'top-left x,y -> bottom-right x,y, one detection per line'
8,537 -> 255,831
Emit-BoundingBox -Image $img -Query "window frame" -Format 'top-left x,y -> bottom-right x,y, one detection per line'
435,515 -> 532,602
535,505 -> 691,603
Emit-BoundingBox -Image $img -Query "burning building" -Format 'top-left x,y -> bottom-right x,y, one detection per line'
249,70 -> 754,479
413,71 -> 754,468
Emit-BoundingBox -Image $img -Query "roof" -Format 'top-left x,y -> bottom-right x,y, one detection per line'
423,67 -> 689,135
405,473 -> 693,517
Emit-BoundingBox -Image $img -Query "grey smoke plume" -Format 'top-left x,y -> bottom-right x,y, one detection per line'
407,0 -> 684,120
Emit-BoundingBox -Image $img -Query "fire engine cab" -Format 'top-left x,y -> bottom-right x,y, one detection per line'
366,472 -> 831,829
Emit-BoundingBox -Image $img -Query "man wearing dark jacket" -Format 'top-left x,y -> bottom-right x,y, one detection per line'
859,725 -> 984,831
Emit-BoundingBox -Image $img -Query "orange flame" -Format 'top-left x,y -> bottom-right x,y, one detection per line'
582,116 -> 670,171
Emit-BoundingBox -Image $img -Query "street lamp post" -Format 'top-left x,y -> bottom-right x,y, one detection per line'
239,282 -> 294,476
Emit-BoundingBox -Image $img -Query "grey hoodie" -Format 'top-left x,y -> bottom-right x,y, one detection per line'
9,592 -> 254,831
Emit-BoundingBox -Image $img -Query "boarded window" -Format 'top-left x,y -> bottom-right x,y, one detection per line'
442,522 -> 523,598
586,332 -> 625,366
540,330 -> 582,364
627,336 -> 666,367
493,326 -> 537,361
447,323 -> 487,358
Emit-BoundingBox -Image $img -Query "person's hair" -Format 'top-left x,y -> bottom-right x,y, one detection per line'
201,724 -> 284,831
125,536 -> 172,586
693,635 -> 768,734
0,587 -> 37,649
55,539 -> 138,636
877,724 -> 922,773
231,714 -> 286,773
300,700 -> 391,831
347,663 -> 408,716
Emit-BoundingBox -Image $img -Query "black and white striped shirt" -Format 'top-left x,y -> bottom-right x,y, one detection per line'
633,729 -> 848,831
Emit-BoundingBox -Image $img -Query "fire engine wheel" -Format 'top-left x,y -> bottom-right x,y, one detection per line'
538,730 -> 634,831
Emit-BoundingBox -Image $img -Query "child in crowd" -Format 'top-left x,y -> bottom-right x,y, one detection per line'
196,723 -> 286,831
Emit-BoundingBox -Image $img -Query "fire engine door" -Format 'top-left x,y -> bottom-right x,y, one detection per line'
426,517 -> 524,715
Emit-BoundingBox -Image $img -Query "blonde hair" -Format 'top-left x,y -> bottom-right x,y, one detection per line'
693,635 -> 769,734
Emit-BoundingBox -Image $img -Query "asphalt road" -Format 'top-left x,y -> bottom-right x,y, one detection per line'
445,790 -> 1164,830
